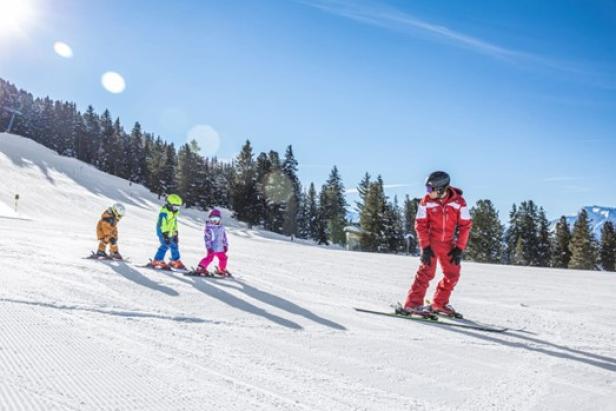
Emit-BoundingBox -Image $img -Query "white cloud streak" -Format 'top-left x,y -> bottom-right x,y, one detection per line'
300,0 -> 616,89
542,177 -> 583,182
302,0 -> 529,61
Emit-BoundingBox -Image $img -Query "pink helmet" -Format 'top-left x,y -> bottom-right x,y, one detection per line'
209,209 -> 221,218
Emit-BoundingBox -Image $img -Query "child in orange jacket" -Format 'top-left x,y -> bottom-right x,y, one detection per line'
96,203 -> 125,260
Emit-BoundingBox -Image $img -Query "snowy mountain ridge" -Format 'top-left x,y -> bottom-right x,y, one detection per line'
1,132 -> 615,410
555,206 -> 616,239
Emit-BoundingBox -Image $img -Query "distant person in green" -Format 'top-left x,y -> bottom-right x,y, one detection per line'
151,194 -> 185,270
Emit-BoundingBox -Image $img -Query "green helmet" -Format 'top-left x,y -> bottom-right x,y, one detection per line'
111,202 -> 126,218
166,193 -> 183,207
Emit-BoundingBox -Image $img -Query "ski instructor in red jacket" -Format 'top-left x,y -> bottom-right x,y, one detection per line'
400,171 -> 473,317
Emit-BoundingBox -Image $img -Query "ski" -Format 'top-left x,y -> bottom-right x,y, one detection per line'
183,267 -> 232,279
431,312 -> 507,329
138,259 -> 189,273
436,311 -> 464,319
354,308 -> 509,333
390,303 -> 439,320
183,271 -> 225,278
424,299 -> 464,319
138,260 -> 171,271
84,251 -> 129,262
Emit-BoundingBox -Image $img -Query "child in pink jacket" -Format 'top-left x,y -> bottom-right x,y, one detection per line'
194,209 -> 230,276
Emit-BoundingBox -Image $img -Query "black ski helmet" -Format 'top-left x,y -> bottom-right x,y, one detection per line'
425,171 -> 450,193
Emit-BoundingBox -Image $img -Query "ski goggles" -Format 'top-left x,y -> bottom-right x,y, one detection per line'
168,204 -> 179,212
209,216 -> 221,223
426,184 -> 446,194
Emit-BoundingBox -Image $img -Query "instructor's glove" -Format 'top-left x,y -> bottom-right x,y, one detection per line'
420,247 -> 434,265
163,234 -> 171,245
448,247 -> 463,265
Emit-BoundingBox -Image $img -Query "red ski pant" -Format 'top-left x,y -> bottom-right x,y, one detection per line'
198,251 -> 228,271
404,241 -> 461,308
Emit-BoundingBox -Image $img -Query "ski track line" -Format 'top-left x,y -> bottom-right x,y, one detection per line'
0,379 -> 52,411
1,256 -> 201,323
62,286 -> 434,410
62,306 -> 313,411
230,331 -> 434,410
458,349 -> 548,411
0,301 -> 199,410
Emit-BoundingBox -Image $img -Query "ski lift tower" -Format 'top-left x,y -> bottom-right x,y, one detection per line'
2,106 -> 23,133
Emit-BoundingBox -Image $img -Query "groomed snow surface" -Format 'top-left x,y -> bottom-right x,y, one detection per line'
1,133 -> 615,410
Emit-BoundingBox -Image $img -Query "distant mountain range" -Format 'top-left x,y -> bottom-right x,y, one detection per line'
553,206 -> 616,239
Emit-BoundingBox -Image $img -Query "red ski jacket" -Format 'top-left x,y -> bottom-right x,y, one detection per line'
415,187 -> 473,250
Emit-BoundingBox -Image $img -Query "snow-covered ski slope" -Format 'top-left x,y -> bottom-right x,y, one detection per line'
1,132 -> 615,410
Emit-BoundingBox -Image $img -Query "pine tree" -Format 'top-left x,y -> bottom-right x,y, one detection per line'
355,172 -> 371,216
98,110 -> 114,172
162,143 -> 177,195
383,196 -> 405,253
146,136 -> 163,196
255,152 -> 272,227
262,150 -> 286,233
466,199 -> 504,263
176,141 -> 204,207
193,154 -> 211,210
82,105 -> 101,164
315,185 -> 330,245
551,216 -> 572,268
296,191 -> 308,239
403,195 -> 420,254
305,183 -> 320,241
73,112 -> 88,162
231,140 -> 260,226
505,201 -> 542,266
512,237 -> 525,265
282,145 -> 301,237
207,157 -> 231,208
39,98 -> 55,153
111,117 -> 128,179
128,122 -> 147,184
322,166 -> 348,245
359,179 -> 386,252
504,204 -> 520,265
569,209 -> 598,270
519,200 -> 539,265
535,208 -> 552,267
54,101 -> 77,157
599,221 -> 616,271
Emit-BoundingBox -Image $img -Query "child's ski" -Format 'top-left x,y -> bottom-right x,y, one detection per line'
183,267 -> 232,278
84,251 -> 129,262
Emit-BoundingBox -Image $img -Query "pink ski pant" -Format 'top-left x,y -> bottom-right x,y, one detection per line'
198,251 -> 228,270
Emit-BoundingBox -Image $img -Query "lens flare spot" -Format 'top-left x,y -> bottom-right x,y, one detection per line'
187,124 -> 221,157
101,71 -> 126,94
53,41 -> 73,58
263,171 -> 294,204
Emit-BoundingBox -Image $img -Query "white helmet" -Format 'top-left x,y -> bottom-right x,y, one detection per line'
111,203 -> 126,218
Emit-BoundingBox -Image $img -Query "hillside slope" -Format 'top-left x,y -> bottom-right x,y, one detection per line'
1,133 -> 615,410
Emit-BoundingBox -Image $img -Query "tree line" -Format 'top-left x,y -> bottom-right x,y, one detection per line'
1,78 -> 615,270
0,78 -> 347,243
465,199 -> 616,271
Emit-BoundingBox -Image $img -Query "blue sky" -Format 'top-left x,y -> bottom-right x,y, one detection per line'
1,0 -> 615,220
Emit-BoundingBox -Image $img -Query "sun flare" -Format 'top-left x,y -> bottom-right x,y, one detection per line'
0,0 -> 36,38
